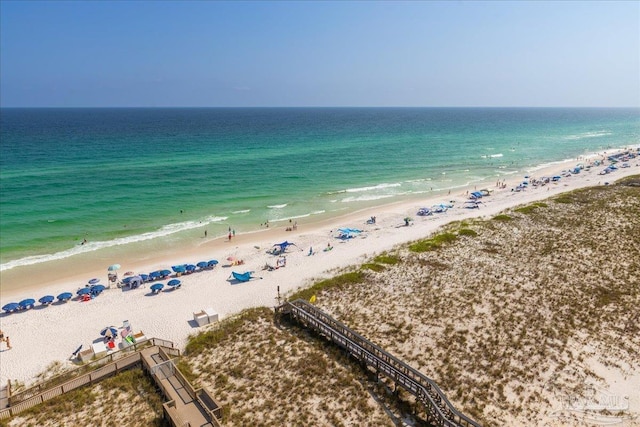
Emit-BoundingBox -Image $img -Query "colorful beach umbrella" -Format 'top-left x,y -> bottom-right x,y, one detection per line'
100,326 -> 117,337
2,302 -> 19,313
39,295 -> 55,305
107,264 -> 121,271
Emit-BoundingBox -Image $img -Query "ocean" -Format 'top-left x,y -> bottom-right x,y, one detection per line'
1,107 -> 638,271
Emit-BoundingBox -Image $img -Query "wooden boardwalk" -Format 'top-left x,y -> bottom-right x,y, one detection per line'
277,299 -> 482,427
0,338 -> 223,427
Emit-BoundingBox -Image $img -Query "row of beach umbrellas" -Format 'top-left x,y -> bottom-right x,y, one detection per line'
2,260 -> 215,313
2,278 -> 107,314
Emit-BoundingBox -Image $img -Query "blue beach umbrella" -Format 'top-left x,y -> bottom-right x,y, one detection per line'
57,292 -> 73,302
150,283 -> 164,293
149,271 -> 162,279
167,279 -> 181,288
91,284 -> 106,295
2,302 -> 19,313
39,295 -> 55,305
196,261 -> 208,269
160,269 -> 171,277
19,298 -> 36,310
185,264 -> 196,272
139,274 -> 150,282
77,288 -> 91,296
88,278 -> 100,285
208,260 -> 219,267
172,265 -> 186,273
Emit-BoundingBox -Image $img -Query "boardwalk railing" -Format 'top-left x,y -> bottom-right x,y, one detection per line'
277,299 -> 482,427
0,338 -> 177,420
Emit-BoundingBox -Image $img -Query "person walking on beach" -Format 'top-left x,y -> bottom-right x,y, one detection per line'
228,232 -> 232,241
204,230 -> 208,238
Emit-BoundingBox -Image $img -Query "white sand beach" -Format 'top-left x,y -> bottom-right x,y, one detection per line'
1,149 -> 638,399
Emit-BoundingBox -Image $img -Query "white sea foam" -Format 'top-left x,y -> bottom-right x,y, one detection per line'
563,131 -> 612,140
0,217 -> 227,272
329,182 -> 402,194
481,153 -> 503,158
341,194 -> 396,203
267,204 -> 287,209
232,209 -> 251,214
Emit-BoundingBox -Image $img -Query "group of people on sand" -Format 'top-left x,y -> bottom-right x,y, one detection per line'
0,329 -> 11,350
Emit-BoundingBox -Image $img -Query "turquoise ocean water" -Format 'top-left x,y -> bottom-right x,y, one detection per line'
1,108 -> 638,271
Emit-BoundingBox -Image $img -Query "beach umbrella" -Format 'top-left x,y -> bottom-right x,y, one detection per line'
122,277 -> 132,285
107,264 -> 121,271
150,283 -> 164,293
91,284 -> 106,295
167,279 -> 181,289
77,288 -> 91,296
2,302 -> 19,313
100,326 -> 118,337
196,261 -> 208,269
207,260 -> 219,267
172,265 -> 186,273
139,274 -> 150,282
19,298 -> 36,310
88,278 -> 100,285
149,271 -> 162,279
160,269 -> 171,277
57,292 -> 73,302
185,264 -> 196,272
227,256 -> 236,262
39,295 -> 55,305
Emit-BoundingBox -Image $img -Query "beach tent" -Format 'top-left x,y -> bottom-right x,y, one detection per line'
272,241 -> 300,253
417,207 -> 432,216
470,191 -> 483,199
230,271 -> 259,283
337,228 -> 362,240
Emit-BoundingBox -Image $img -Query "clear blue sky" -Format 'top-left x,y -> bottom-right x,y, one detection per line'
1,1 -> 638,107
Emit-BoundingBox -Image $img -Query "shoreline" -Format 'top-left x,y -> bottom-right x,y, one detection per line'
1,146 -> 636,296
0,149 -> 638,386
